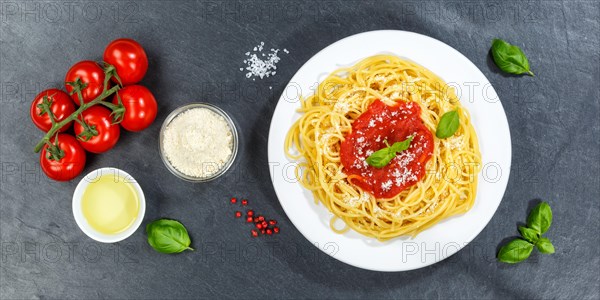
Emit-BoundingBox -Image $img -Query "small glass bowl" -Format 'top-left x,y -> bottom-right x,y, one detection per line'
159,103 -> 239,182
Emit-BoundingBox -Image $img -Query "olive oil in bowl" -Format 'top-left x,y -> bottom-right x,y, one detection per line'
73,168 -> 146,243
81,174 -> 139,235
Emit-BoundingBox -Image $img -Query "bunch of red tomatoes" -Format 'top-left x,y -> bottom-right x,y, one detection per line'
30,38 -> 157,181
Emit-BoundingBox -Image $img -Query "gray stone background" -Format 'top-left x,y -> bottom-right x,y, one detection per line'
1,0 -> 598,299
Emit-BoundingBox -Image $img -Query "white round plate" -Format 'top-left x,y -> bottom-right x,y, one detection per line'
267,30 -> 511,271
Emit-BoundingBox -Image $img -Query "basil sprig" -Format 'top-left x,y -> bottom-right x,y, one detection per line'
366,136 -> 413,168
497,202 -> 555,264
436,110 -> 459,139
491,38 -> 534,76
146,219 -> 194,254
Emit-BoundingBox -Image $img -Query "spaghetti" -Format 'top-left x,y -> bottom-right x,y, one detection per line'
285,55 -> 481,241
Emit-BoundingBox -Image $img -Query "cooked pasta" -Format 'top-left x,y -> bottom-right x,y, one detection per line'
285,55 -> 481,241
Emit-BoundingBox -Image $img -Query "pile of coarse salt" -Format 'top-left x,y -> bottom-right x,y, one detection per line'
240,41 -> 289,83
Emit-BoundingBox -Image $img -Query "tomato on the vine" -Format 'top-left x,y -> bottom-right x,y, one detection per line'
65,61 -> 105,105
40,134 -> 86,181
74,106 -> 120,153
103,38 -> 148,86
30,89 -> 75,132
113,85 -> 157,132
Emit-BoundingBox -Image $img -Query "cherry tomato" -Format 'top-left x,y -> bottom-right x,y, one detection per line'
40,134 -> 86,181
74,106 -> 120,153
103,38 -> 148,86
65,61 -> 105,105
30,89 -> 75,132
112,85 -> 157,132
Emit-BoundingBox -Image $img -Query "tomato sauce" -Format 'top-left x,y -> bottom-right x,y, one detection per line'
340,100 -> 434,199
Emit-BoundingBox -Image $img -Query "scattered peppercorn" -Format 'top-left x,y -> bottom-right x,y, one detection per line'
230,197 -> 280,238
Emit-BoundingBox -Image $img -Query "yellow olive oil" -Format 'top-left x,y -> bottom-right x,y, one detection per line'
81,174 -> 139,235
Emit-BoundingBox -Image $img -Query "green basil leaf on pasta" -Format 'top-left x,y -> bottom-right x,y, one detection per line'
146,219 -> 194,254
390,136 -> 413,152
436,110 -> 459,139
491,39 -> 534,76
365,147 -> 393,168
527,202 -> 552,234
518,226 -> 540,243
366,137 -> 413,169
497,238 -> 534,264
535,237 -> 555,254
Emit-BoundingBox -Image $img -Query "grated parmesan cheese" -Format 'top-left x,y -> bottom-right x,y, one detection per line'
343,193 -> 370,207
446,135 -> 463,150
426,201 -> 439,214
381,179 -> 393,192
334,101 -> 350,114
393,210 -> 403,219
163,108 -> 233,178
373,74 -> 387,82
373,205 -> 384,217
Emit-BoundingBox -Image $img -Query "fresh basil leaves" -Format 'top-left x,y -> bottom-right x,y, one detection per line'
497,202 -> 555,263
518,226 -> 539,244
491,39 -> 534,76
535,237 -> 556,254
436,110 -> 460,139
146,219 -> 194,254
366,136 -> 413,168
526,202 -> 552,234
497,239 -> 534,264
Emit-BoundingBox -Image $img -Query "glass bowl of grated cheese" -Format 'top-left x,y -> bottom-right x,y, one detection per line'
159,103 -> 238,182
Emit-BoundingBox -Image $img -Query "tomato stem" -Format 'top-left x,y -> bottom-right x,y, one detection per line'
38,94 -> 59,126
33,84 -> 121,153
45,135 -> 65,161
74,118 -> 98,142
97,100 -> 120,111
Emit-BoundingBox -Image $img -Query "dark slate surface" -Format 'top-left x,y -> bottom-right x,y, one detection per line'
1,1 -> 599,299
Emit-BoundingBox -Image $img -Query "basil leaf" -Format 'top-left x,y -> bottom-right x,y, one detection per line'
527,202 -> 552,234
366,137 -> 413,168
497,238 -> 534,264
518,226 -> 540,244
365,147 -> 394,168
146,219 -> 194,254
390,136 -> 413,152
436,110 -> 459,139
535,237 -> 555,254
491,39 -> 534,76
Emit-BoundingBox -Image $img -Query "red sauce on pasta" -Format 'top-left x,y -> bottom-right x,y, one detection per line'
340,100 -> 434,199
